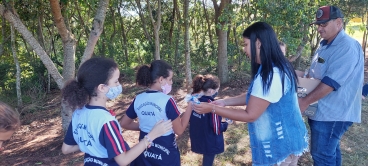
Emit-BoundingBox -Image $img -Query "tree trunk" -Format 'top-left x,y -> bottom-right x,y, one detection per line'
80,0 -> 110,64
49,0 -> 78,132
117,6 -> 130,68
363,15 -> 368,58
147,0 -> 161,60
184,0 -> 192,92
0,4 -> 64,88
11,25 -> 22,107
75,0 -> 90,39
174,27 -> 181,76
217,30 -> 229,83
49,0 -> 76,83
135,0 -> 152,43
0,17 -> 5,56
212,0 -> 231,83
169,0 -> 177,43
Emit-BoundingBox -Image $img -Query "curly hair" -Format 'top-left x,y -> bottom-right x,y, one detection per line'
0,101 -> 20,132
192,74 -> 220,94
62,57 -> 118,110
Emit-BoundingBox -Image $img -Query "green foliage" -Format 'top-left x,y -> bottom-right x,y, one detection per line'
1,0 -> 367,106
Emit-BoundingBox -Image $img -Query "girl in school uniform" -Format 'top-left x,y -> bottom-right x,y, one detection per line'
61,57 -> 172,166
189,74 -> 229,166
120,60 -> 192,166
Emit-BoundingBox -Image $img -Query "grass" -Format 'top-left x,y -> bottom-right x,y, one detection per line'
179,102 -> 368,166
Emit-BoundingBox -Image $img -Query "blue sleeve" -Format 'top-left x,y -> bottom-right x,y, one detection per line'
165,98 -> 180,120
63,121 -> 77,145
362,84 -> 368,96
99,120 -> 129,159
220,122 -> 229,132
126,98 -> 137,119
321,76 -> 340,91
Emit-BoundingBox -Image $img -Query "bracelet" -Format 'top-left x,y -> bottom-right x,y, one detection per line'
212,105 -> 216,113
223,99 -> 227,106
144,135 -> 152,148
143,138 -> 148,153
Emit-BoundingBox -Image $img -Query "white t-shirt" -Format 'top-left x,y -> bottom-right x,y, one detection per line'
251,67 -> 291,103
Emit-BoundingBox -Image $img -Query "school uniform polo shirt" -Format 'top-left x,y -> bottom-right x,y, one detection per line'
126,90 -> 181,166
64,105 -> 130,166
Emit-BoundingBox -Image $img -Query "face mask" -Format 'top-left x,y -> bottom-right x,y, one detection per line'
212,91 -> 218,98
161,82 -> 172,95
105,84 -> 123,100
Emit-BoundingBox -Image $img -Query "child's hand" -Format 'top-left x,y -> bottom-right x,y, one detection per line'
148,120 -> 172,140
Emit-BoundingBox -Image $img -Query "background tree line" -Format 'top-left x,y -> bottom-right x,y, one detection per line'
0,0 -> 367,130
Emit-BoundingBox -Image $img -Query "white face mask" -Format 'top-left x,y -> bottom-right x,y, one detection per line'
161,82 -> 172,95
105,84 -> 123,100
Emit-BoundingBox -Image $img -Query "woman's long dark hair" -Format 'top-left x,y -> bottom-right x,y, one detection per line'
242,22 -> 298,94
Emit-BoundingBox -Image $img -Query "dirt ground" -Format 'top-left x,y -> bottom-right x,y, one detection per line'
0,69 -> 250,166
1,54 -> 367,166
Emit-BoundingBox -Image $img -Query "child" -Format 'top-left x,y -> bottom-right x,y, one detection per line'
189,74 -> 228,166
279,40 -> 286,56
0,101 -> 20,151
120,60 -> 192,166
61,57 -> 172,166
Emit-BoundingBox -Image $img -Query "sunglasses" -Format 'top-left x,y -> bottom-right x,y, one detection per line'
315,19 -> 335,27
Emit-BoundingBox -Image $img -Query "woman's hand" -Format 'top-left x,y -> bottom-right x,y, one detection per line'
212,99 -> 226,107
192,102 -> 215,114
147,120 -> 172,140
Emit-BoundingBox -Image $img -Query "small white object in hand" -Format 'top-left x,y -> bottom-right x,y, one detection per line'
184,94 -> 202,104
225,118 -> 233,124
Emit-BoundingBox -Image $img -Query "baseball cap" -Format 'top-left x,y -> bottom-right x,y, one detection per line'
310,6 -> 344,25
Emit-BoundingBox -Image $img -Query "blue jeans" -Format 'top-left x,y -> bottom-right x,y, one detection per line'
202,154 -> 215,166
308,119 -> 353,166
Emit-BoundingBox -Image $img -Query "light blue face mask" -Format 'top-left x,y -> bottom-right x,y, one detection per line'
105,84 -> 122,100
211,91 -> 218,98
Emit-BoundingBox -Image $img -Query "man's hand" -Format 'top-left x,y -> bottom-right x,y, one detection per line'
298,97 -> 309,113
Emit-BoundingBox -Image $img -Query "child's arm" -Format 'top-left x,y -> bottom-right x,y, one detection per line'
61,121 -> 80,154
120,115 -> 140,131
120,99 -> 140,131
171,103 -> 192,136
61,143 -> 80,154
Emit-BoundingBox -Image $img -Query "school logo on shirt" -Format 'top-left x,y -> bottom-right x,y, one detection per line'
137,102 -> 163,112
152,142 -> 170,155
143,151 -> 163,160
84,157 -> 108,166
73,123 -> 95,147
137,101 -> 163,116
192,112 -> 202,119
141,111 -> 156,116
